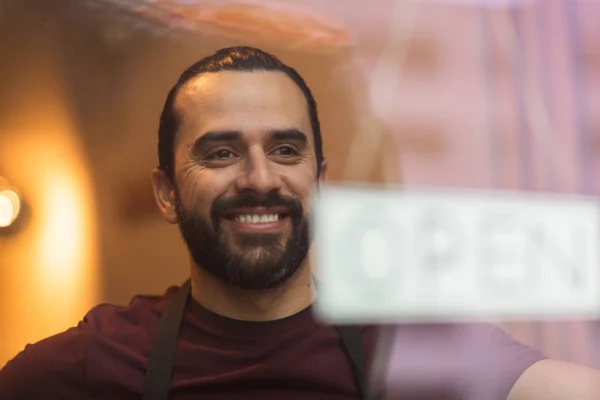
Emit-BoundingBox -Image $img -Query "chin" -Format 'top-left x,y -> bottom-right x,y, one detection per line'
225,232 -> 287,250
234,249 -> 284,265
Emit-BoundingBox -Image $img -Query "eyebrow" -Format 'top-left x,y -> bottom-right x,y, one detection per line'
191,130 -> 242,153
270,129 -> 308,144
191,129 -> 308,152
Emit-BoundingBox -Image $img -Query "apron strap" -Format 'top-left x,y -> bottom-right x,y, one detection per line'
142,279 -> 369,399
143,280 -> 191,400
336,325 -> 369,399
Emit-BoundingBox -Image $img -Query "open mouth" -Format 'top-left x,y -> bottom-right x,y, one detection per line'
230,213 -> 284,223
223,208 -> 290,225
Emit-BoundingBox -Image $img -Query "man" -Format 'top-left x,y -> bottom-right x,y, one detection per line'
1,46 -> 599,399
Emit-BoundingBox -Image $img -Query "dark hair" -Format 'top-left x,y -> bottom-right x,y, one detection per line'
157,46 -> 324,181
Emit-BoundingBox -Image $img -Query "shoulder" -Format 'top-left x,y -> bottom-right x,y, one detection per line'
73,286 -> 177,359
0,286 -> 180,399
446,323 -> 545,399
0,325 -> 89,399
461,323 -> 545,397
380,322 -> 544,399
82,287 -> 177,336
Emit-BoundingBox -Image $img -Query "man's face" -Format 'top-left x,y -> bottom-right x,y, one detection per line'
168,71 -> 323,290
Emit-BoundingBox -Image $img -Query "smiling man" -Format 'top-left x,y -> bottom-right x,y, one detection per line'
1,46 -> 600,400
154,55 -> 324,320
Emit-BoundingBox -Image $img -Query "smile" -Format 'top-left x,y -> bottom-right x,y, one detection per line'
222,208 -> 290,232
233,213 -> 283,224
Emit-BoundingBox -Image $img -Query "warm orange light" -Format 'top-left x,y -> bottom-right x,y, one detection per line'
0,23 -> 100,367
0,189 -> 20,228
38,172 -> 92,280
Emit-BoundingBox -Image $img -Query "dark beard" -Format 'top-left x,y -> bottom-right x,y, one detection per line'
175,189 -> 311,290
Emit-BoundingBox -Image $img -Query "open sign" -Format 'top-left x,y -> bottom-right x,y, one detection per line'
312,186 -> 600,323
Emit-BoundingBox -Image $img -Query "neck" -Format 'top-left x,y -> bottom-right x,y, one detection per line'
189,261 -> 316,322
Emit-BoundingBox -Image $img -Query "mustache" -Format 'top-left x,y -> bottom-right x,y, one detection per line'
210,191 -> 303,220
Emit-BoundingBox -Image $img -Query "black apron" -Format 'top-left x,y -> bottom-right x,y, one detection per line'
142,280 -> 370,400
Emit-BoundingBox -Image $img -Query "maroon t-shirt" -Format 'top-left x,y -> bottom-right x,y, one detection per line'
0,285 -> 543,399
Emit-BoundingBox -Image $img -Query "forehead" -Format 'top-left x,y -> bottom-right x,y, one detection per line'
174,71 -> 313,145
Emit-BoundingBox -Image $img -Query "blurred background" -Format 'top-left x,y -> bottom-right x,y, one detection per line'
1,0 -> 599,369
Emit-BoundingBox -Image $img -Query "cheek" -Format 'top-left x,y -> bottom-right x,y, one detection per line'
179,170 -> 236,215
177,177 -> 211,215
282,173 -> 317,209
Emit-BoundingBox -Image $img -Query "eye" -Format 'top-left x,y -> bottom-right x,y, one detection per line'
207,149 -> 235,160
272,146 -> 299,157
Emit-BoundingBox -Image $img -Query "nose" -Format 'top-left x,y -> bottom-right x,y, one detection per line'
234,148 -> 282,194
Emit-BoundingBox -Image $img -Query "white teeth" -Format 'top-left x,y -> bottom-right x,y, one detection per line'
235,214 -> 280,223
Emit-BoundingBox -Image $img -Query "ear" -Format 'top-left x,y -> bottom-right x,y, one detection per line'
317,158 -> 328,187
151,168 -> 179,224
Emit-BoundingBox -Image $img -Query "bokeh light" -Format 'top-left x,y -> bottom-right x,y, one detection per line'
0,186 -> 21,229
